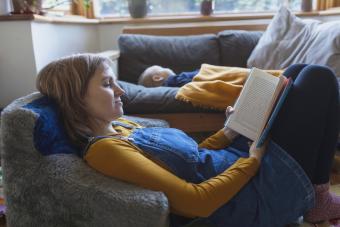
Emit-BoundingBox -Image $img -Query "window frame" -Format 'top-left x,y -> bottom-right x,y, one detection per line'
91,0 -> 307,19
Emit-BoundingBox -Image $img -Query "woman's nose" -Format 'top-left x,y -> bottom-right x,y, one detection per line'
114,85 -> 125,97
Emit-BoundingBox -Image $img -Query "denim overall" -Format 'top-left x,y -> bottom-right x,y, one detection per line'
111,122 -> 315,227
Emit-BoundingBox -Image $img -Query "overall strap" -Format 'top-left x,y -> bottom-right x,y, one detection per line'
82,120 -> 139,157
82,134 -> 134,157
112,120 -> 138,129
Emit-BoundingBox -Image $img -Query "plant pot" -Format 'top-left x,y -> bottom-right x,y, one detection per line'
301,0 -> 312,12
128,0 -> 147,19
200,0 -> 213,16
12,0 -> 42,14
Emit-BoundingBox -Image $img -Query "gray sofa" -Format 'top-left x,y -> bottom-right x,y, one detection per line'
117,30 -> 263,115
116,30 -> 340,136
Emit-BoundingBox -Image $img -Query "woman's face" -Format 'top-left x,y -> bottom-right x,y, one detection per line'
84,62 -> 125,124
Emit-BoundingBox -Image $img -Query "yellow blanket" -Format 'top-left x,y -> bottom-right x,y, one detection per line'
175,64 -> 283,110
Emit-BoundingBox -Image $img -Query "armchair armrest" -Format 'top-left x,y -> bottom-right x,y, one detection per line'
44,154 -> 170,227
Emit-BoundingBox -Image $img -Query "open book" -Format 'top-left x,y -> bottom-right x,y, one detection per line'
225,67 -> 293,147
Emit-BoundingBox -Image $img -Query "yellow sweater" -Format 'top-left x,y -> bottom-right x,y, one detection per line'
176,64 -> 283,110
84,118 -> 260,218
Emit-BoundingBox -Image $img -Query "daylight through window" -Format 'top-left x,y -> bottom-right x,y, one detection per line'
94,0 -> 304,18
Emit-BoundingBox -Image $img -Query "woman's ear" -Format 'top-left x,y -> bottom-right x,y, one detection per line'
152,75 -> 165,82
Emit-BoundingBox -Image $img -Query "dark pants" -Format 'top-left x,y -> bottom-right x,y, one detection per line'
271,64 -> 339,184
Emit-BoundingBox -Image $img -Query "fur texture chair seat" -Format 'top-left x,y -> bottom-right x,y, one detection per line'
0,92 -> 171,227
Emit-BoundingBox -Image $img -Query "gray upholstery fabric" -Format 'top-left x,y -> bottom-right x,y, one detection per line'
217,30 -> 263,68
247,7 -> 340,77
0,92 -> 170,227
119,81 -> 218,114
123,114 -> 170,127
118,34 -> 220,83
117,31 -> 265,114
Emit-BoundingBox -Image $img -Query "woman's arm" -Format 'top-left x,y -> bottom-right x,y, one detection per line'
85,138 -> 260,218
199,106 -> 238,150
199,127 -> 238,150
199,129 -> 232,149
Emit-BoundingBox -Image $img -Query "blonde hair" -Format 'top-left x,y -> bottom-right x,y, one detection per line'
36,53 -> 112,149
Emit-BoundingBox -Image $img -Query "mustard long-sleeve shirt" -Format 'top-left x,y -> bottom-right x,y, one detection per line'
84,118 -> 260,218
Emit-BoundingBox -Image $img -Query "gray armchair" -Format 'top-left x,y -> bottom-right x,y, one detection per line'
0,92 -> 170,227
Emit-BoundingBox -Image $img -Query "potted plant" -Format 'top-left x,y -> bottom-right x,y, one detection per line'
82,0 -> 92,18
12,0 -> 43,14
200,0 -> 214,16
127,0 -> 147,18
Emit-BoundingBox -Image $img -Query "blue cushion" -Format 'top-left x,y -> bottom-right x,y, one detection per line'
24,96 -> 81,156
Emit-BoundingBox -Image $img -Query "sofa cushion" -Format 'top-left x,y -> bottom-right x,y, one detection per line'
118,81 -> 218,114
218,30 -> 263,67
247,7 -> 340,77
118,34 -> 220,83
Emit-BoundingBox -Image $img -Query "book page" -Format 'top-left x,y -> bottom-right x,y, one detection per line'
226,68 -> 280,141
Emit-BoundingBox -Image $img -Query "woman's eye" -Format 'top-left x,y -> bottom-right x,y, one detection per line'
103,81 -> 113,87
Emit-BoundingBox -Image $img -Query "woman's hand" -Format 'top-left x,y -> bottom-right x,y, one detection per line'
249,139 -> 269,163
223,106 -> 239,140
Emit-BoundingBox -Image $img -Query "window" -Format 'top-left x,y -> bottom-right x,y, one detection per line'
94,0 -> 306,18
42,0 -> 72,16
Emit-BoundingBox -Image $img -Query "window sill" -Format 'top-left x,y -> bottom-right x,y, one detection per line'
0,9 -> 339,24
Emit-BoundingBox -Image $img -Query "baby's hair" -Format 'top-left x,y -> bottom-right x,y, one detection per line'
138,65 -> 163,87
36,53 -> 112,148
138,65 -> 175,87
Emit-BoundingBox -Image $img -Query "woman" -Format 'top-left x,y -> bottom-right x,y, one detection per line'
36,54 -> 339,227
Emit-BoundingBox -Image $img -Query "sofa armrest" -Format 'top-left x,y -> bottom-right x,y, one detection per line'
44,154 -> 170,227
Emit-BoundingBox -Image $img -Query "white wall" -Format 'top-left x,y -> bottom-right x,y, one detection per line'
0,21 -> 100,108
0,21 -> 37,107
98,24 -> 125,51
31,22 -> 99,72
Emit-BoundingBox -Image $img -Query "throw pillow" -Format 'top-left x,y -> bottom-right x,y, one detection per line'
24,96 -> 80,156
247,7 -> 340,77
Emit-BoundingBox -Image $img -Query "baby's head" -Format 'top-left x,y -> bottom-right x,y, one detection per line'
138,65 -> 175,87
